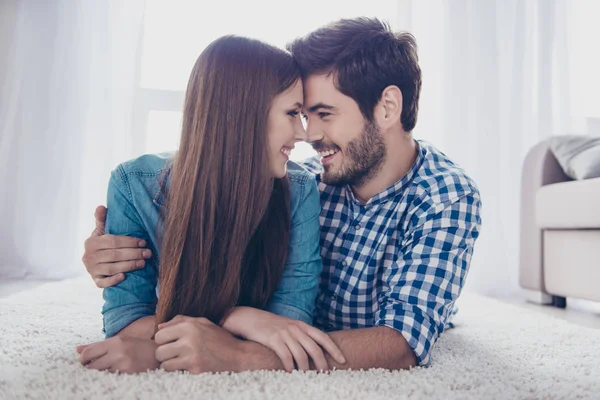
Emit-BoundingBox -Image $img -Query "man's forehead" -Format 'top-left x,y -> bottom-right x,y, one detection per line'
302,73 -> 340,109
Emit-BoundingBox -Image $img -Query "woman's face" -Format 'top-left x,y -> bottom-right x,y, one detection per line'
267,79 -> 307,178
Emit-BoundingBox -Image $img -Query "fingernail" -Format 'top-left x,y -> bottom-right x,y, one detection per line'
139,240 -> 146,247
143,250 -> 152,258
340,357 -> 346,364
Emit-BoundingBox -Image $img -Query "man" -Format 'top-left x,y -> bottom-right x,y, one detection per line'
81,17 -> 481,372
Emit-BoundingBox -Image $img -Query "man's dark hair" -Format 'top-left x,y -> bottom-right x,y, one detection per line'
287,17 -> 422,132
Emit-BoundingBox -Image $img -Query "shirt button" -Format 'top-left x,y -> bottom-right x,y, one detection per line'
355,224 -> 361,230
341,260 -> 347,267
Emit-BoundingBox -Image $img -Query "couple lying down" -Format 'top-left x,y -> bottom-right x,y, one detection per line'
77,17 -> 482,374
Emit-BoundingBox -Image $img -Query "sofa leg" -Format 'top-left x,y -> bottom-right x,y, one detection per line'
551,296 -> 567,308
523,289 -> 553,305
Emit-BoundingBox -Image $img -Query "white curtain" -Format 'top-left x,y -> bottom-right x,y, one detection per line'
0,0 -> 146,279
396,0 -> 588,296
0,0 -> 592,298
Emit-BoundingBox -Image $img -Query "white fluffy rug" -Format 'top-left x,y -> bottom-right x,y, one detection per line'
1,277 -> 599,400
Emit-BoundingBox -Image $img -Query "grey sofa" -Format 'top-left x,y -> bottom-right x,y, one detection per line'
519,139 -> 600,307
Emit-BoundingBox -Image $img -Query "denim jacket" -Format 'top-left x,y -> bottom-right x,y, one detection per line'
102,153 -> 322,337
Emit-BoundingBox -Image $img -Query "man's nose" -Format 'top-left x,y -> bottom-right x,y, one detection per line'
304,120 -> 323,144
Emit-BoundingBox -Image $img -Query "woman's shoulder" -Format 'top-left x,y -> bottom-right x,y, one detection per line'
115,152 -> 175,178
287,160 -> 316,183
286,161 -> 320,221
109,152 -> 174,207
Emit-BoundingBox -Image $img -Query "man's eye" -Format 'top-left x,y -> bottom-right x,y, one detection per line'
318,112 -> 331,119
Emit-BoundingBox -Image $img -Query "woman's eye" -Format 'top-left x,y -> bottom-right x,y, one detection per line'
287,110 -> 299,117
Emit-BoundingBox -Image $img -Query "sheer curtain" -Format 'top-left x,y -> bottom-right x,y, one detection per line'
397,0 -> 589,296
0,0 -> 593,298
0,0 -> 146,279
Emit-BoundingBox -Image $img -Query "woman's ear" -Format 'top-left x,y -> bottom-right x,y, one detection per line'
374,85 -> 403,131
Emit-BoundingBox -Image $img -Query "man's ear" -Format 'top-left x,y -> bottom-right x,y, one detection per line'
374,85 -> 403,131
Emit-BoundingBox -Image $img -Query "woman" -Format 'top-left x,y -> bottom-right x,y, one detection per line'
76,35 -> 345,373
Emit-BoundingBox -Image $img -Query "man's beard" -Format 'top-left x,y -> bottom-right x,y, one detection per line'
321,120 -> 386,187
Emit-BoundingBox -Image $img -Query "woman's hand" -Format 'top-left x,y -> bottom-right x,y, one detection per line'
76,336 -> 159,374
221,307 -> 346,372
154,315 -> 245,374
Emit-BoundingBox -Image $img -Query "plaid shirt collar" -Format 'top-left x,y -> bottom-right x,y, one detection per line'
309,140 -> 426,208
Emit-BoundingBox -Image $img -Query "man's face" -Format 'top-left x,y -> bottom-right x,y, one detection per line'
303,74 -> 385,187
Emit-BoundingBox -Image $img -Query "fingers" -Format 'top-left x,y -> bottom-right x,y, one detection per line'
80,342 -> 109,365
87,259 -> 148,288
281,330 -> 309,371
270,338 -> 295,373
94,206 -> 107,235
85,234 -> 148,252
86,353 -> 115,371
76,344 -> 88,354
289,326 -> 328,372
160,357 -> 185,372
82,235 -> 151,286
154,325 -> 185,346
304,326 -> 346,365
93,273 -> 125,289
99,248 -> 152,264
157,315 -> 189,330
155,342 -> 181,363
93,247 -> 152,264
100,259 -> 147,276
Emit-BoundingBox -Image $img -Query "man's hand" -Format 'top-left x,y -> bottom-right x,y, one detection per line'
82,205 -> 152,288
154,315 -> 246,374
76,336 -> 159,374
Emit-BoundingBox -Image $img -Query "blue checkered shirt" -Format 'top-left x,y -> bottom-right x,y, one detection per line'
299,140 -> 482,366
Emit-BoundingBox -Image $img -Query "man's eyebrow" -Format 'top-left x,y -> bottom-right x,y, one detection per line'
306,103 -> 336,113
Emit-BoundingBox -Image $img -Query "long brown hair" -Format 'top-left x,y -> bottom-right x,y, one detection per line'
155,36 -> 300,325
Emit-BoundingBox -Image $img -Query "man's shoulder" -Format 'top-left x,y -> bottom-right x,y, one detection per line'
411,141 -> 480,205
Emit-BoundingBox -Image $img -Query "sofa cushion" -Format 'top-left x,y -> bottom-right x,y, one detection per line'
549,135 -> 600,180
536,177 -> 600,228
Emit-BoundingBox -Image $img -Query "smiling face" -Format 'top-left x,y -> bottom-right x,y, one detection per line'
303,74 -> 386,187
267,79 -> 307,178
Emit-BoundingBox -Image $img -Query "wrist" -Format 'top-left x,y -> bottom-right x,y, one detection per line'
233,338 -> 282,372
231,339 -> 246,372
221,306 -> 265,339
220,307 -> 247,337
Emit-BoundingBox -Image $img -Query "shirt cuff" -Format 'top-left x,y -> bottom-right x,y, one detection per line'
374,303 -> 438,366
102,303 -> 155,338
266,301 -> 313,326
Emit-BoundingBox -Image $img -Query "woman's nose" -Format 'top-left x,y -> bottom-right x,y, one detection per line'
294,120 -> 308,142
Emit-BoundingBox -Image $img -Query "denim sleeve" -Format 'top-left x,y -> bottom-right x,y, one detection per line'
101,166 -> 158,338
266,176 -> 322,325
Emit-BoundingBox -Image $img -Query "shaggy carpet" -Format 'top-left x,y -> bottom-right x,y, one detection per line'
1,277 -> 599,399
